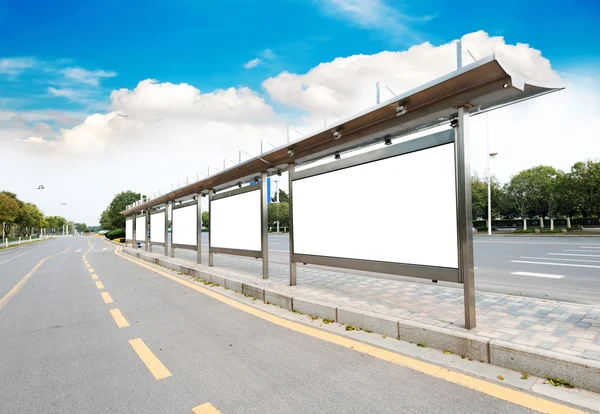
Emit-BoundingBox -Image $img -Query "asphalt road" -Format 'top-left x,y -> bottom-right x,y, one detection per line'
0,237 -> 553,413
189,234 -> 600,305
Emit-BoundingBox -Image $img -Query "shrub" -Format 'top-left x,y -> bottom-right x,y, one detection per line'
105,229 -> 125,240
541,229 -> 563,233
513,229 -> 536,234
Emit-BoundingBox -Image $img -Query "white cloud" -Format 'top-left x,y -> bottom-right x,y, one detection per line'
244,58 -> 262,69
262,31 -> 561,116
60,67 -> 117,86
261,49 -> 276,60
0,57 -> 36,76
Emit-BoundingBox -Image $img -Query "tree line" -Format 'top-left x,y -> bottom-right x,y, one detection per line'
472,160 -> 600,227
0,191 -> 89,238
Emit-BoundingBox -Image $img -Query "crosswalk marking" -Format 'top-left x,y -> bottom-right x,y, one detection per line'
520,256 -> 600,263
511,260 -> 600,269
511,271 -> 564,279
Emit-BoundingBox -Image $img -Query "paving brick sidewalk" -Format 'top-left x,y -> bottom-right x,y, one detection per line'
130,247 -> 600,363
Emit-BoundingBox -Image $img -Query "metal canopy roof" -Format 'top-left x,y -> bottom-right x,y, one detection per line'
122,54 -> 562,215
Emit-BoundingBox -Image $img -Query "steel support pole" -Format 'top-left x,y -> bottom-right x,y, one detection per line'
260,172 -> 269,279
132,213 -> 137,249
288,164 -> 297,285
208,190 -> 214,267
164,204 -> 169,257
169,202 -> 175,258
145,210 -> 149,252
455,105 -> 476,329
196,194 -> 202,264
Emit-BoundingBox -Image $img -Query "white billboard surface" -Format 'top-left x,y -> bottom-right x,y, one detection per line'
126,219 -> 133,241
150,212 -> 165,243
135,216 -> 146,241
293,143 -> 458,268
172,205 -> 197,246
211,189 -> 261,251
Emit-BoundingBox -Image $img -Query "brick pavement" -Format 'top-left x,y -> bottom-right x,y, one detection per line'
130,246 -> 600,362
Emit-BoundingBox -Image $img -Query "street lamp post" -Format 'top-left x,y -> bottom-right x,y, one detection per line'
274,179 -> 279,233
487,152 -> 498,235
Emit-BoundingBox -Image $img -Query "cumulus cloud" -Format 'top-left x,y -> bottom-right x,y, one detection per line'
60,67 -> 117,86
263,31 -> 561,117
244,58 -> 262,69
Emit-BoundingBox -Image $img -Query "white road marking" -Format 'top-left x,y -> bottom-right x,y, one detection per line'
511,271 -> 565,279
511,260 -> 600,269
548,253 -> 600,257
75,249 -> 82,252
562,249 -> 600,253
520,256 -> 600,263
0,250 -> 34,266
103,248 -> 109,251
578,246 -> 600,249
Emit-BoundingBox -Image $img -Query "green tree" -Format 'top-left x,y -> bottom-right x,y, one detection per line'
99,191 -> 140,230
201,211 -> 209,230
75,223 -> 89,232
0,192 -> 21,225
471,174 -> 502,221
271,189 -> 289,203
570,160 -> 600,218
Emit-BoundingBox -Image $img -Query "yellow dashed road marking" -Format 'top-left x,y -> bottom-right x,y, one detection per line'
100,292 -> 113,303
113,244 -> 585,414
91,273 -> 98,280
88,267 -> 94,273
128,338 -> 172,380
95,281 -> 104,289
192,402 -> 221,413
109,308 -> 130,328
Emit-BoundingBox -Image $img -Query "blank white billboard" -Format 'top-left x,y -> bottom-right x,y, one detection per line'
135,216 -> 146,241
150,212 -> 165,243
211,189 -> 261,251
293,143 -> 458,268
126,219 -> 133,240
172,204 -> 197,246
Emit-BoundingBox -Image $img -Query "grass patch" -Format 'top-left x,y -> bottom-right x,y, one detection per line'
521,373 -> 529,380
323,319 -> 334,324
443,350 -> 452,355
346,325 -> 357,331
546,378 -> 574,388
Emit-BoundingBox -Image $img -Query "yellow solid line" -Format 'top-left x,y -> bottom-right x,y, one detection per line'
128,338 -> 172,380
109,308 -> 130,328
91,273 -> 99,280
100,292 -> 113,303
0,247 -> 69,312
192,402 -> 221,413
95,281 -> 104,289
112,245 -> 585,414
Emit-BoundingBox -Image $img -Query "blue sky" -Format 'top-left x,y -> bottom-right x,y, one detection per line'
1,0 -> 599,114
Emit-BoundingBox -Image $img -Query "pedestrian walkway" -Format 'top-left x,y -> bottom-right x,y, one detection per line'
127,246 -> 600,363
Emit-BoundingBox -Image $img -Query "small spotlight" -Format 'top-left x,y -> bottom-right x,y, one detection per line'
503,83 -> 509,89
384,135 -> 392,146
396,103 -> 407,117
287,145 -> 295,157
334,152 -> 341,160
213,188 -> 217,194
450,118 -> 458,128
192,195 -> 197,200
178,201 -> 182,205
237,182 -> 242,188
333,127 -> 343,140
277,169 -> 282,176
254,176 -> 260,182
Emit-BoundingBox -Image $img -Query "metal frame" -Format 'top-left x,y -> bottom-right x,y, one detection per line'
455,106 -> 476,328
170,199 -> 198,255
132,213 -> 137,248
288,163 -> 296,286
208,183 -> 268,278
145,210 -> 150,252
196,193 -> 202,264
289,129 -> 460,283
149,208 -> 167,251
125,217 -> 134,247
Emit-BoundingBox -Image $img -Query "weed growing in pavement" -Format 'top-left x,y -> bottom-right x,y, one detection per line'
323,319 -> 334,324
416,343 -> 427,348
546,378 -> 574,388
346,325 -> 357,331
308,315 -> 318,321
521,373 -> 529,380
363,329 -> 373,333
443,350 -> 451,355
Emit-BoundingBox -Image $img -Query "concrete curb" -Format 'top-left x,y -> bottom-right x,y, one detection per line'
121,247 -> 600,393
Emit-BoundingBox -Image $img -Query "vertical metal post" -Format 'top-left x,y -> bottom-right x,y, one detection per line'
164,204 -> 169,257
455,105 -> 476,329
260,172 -> 269,279
196,194 -> 202,264
208,190 -> 214,267
376,81 -> 380,104
146,210 -> 150,252
132,213 -> 137,249
169,202 -> 175,258
456,39 -> 463,69
288,164 -> 297,286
